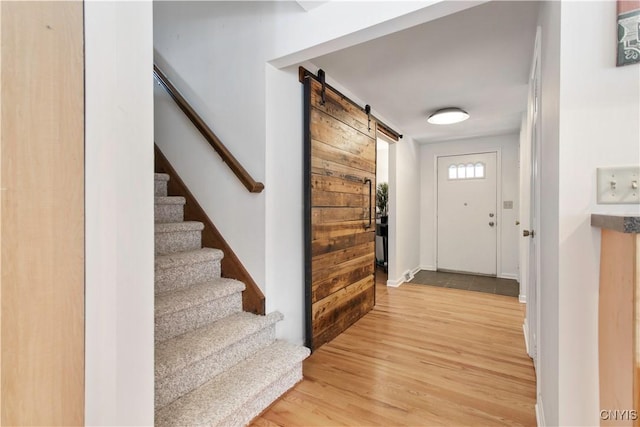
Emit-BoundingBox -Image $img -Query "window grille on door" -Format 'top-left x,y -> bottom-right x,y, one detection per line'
448,162 -> 485,180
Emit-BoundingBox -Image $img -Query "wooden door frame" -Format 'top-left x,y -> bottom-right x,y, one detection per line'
434,149 -> 502,276
0,2 -> 85,424
526,26 -> 543,391
375,134 -> 393,277
520,26 -> 542,367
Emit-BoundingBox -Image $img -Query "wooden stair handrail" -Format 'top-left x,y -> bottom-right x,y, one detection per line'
154,64 -> 264,193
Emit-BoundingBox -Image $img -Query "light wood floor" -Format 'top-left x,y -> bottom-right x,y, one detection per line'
251,271 -> 536,426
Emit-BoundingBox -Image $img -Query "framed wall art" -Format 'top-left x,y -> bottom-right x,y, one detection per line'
617,0 -> 640,66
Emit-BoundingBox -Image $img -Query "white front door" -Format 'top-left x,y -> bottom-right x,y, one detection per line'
437,152 -> 497,275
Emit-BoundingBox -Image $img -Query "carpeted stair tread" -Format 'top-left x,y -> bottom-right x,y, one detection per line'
155,248 -> 223,271
152,171 -> 309,423
155,248 -> 223,294
219,363 -> 303,427
155,197 -> 186,223
155,222 -> 205,255
155,196 -> 186,205
155,312 -> 281,409
155,221 -> 204,233
155,174 -> 170,197
155,278 -> 244,318
156,311 -> 283,380
155,340 -> 310,426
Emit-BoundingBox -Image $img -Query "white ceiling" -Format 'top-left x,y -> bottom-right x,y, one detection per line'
310,1 -> 540,144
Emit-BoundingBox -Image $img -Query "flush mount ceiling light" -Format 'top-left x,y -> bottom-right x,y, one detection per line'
427,107 -> 470,125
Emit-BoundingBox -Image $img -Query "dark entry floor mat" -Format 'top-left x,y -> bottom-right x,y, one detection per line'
409,270 -> 519,298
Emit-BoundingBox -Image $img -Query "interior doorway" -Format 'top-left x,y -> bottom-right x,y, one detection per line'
375,138 -> 390,279
437,152 -> 498,276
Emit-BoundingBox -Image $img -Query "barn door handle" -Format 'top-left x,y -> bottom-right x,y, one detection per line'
364,178 -> 372,229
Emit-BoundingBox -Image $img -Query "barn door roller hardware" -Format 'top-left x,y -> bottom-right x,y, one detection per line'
298,66 -> 402,141
365,104 -> 371,131
318,69 -> 326,105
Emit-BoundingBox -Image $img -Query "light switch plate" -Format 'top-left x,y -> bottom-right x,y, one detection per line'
597,166 -> 640,204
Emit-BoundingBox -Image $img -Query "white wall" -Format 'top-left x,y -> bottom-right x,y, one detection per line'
154,1 -> 456,344
537,2 -> 561,424
388,136 -> 422,285
534,2 -> 640,425
85,2 -> 155,425
557,2 -> 640,425
154,1 -> 273,291
419,133 -> 520,279
264,63 -> 305,344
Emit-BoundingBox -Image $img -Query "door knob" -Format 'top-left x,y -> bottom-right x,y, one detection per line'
489,213 -> 494,218
489,221 -> 495,227
523,230 -> 535,237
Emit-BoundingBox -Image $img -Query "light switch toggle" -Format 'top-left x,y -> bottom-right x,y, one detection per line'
610,180 -> 617,190
633,181 -> 638,190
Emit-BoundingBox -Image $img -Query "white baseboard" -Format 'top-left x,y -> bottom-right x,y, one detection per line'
535,398 -> 546,427
387,266 -> 421,287
386,277 -> 403,287
523,321 -> 530,355
418,266 -> 517,278
519,294 -> 527,303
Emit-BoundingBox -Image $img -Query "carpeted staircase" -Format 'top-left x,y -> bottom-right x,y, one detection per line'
154,172 -> 310,426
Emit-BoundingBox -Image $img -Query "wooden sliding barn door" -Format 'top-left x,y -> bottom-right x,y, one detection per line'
304,76 -> 376,351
